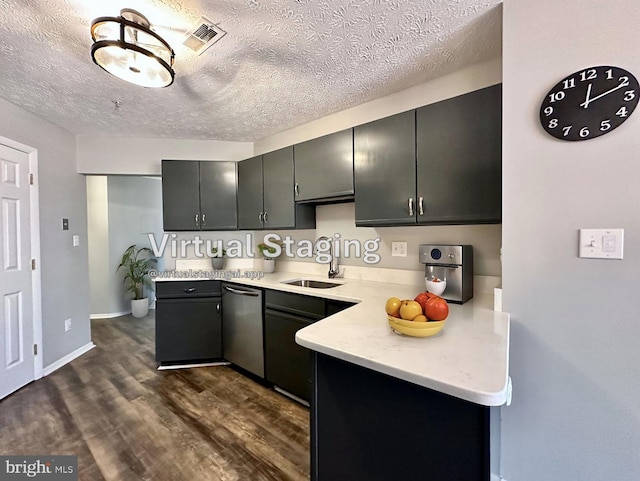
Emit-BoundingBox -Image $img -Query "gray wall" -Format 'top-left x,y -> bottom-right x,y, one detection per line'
87,175 -> 163,316
0,97 -> 91,367
86,176 -> 111,315
502,1 -> 640,480
108,176 -> 163,311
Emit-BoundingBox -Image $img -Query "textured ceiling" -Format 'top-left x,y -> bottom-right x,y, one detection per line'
0,0 -> 502,142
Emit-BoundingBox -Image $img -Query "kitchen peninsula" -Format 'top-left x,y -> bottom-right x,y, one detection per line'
156,267 -> 509,481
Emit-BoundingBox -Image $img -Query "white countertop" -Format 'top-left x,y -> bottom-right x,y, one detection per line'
154,269 -> 510,406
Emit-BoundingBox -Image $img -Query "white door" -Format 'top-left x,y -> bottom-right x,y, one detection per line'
0,144 -> 33,399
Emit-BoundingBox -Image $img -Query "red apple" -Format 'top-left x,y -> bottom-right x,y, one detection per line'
424,296 -> 449,321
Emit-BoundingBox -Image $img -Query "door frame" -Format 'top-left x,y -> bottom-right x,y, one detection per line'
1,135 -> 43,381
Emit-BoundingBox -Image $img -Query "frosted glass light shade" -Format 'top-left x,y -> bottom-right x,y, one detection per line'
90,9 -> 175,88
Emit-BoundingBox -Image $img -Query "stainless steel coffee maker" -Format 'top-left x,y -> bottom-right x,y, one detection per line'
419,244 -> 473,304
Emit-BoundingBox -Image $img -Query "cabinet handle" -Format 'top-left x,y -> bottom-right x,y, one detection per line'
295,183 -> 300,196
408,197 -> 414,216
216,302 -> 221,314
201,213 -> 206,226
418,196 -> 424,216
263,212 -> 268,224
258,213 -> 264,224
183,287 -> 196,293
195,213 -> 199,227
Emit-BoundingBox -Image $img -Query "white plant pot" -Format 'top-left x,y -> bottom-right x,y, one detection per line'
211,257 -> 225,270
262,258 -> 275,273
131,298 -> 149,318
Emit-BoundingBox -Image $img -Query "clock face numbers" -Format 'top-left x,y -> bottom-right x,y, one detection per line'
540,66 -> 639,141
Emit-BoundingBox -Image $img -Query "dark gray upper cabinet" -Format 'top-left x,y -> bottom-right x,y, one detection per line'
353,84 -> 502,227
162,160 -> 201,231
354,110 -> 417,226
162,160 -> 238,231
294,128 -> 354,203
417,84 -> 502,224
237,155 -> 264,230
264,147 -> 316,229
199,161 -> 238,230
237,147 -> 315,230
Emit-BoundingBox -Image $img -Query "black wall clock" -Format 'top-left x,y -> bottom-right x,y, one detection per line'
540,65 -> 639,141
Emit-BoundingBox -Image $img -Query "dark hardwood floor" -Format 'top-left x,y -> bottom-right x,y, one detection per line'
0,313 -> 310,481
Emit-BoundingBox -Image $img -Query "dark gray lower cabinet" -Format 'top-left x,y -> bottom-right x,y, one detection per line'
155,298 -> 222,364
264,290 -> 353,403
265,310 -> 314,401
312,353 -> 490,481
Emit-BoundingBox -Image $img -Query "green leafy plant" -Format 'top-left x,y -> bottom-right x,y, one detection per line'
211,247 -> 227,257
117,245 -> 157,300
257,242 -> 282,259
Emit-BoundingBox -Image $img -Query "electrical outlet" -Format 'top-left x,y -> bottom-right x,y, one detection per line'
64,319 -> 71,332
391,241 -> 408,257
579,228 -> 624,259
72,235 -> 80,247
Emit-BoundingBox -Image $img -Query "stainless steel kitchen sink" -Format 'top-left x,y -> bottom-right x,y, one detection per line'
281,278 -> 343,289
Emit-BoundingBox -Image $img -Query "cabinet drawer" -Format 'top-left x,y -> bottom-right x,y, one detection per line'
156,280 -> 221,298
265,289 -> 325,319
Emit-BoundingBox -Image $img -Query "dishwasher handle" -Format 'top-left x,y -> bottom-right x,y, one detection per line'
224,285 -> 260,297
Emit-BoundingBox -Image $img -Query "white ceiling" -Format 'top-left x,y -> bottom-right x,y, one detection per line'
0,0 -> 502,142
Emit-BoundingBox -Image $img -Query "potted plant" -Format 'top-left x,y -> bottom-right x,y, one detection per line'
257,242 -> 281,273
117,244 -> 157,318
210,247 -> 226,270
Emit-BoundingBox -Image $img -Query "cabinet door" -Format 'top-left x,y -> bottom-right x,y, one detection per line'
237,155 -> 264,230
161,160 -> 201,231
294,128 -> 354,202
155,297 -> 222,363
265,309 -> 312,402
312,353 -> 490,481
263,147 -> 296,229
417,84 -> 502,224
354,111 -> 417,226
199,161 -> 238,230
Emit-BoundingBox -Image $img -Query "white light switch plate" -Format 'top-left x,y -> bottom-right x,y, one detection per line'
72,235 -> 80,247
579,228 -> 624,259
391,241 -> 407,257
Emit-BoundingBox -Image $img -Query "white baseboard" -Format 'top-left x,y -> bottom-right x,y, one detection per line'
491,474 -> 504,481
43,342 -> 96,376
90,310 -> 131,319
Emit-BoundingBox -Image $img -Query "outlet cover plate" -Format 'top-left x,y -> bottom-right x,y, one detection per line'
391,241 -> 407,257
579,228 -> 624,259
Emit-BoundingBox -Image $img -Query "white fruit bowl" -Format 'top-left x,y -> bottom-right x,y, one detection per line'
425,278 -> 446,296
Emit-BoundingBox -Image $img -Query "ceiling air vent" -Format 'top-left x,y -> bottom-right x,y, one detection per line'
183,17 -> 226,55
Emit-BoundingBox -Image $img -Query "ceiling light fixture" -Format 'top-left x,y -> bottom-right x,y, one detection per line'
90,9 -> 175,88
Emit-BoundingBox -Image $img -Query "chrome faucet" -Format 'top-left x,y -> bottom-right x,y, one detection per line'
315,236 -> 340,279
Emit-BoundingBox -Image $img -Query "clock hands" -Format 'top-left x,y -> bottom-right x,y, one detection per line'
581,83 -> 593,109
581,80 -> 628,108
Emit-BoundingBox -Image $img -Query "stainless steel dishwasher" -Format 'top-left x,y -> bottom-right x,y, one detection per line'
221,283 -> 264,378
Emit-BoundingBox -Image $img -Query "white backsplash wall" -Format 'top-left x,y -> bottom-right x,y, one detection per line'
161,203 -> 501,278
281,203 -> 502,276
